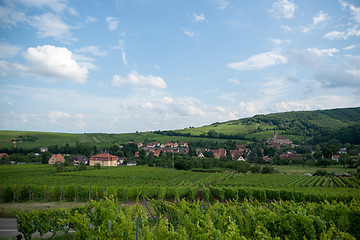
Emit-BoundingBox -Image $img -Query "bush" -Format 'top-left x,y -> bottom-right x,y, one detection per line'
94,163 -> 101,170
3,186 -> 14,202
250,165 -> 261,173
261,166 -> 274,174
314,169 -> 328,176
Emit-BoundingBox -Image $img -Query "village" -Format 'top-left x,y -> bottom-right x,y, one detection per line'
0,130 -> 350,169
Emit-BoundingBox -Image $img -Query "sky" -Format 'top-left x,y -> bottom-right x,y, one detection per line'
0,0 -> 360,133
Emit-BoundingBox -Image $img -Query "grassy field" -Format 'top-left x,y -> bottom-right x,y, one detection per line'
272,165 -> 357,175
176,121 -> 259,136
0,130 -> 247,150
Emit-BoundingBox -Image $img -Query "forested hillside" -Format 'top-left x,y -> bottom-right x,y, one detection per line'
168,107 -> 360,144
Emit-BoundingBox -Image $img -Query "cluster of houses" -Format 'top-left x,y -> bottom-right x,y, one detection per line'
266,129 -> 292,149
195,146 -> 248,161
1,132 -> 350,166
46,153 -> 138,167
134,141 -> 189,157
134,141 -> 249,161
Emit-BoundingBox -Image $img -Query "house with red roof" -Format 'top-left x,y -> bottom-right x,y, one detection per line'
180,142 -> 188,148
89,153 -> 118,166
48,154 -> 65,165
212,148 -> 227,159
0,153 -> 9,160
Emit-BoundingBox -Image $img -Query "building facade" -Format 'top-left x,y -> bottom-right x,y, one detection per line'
48,154 -> 65,164
89,153 -> 118,166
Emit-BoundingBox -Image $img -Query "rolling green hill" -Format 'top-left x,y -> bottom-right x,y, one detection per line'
0,107 -> 359,150
168,107 -> 360,143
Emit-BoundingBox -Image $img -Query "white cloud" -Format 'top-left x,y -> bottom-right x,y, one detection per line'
0,42 -> 21,59
0,6 -> 27,27
0,60 -> 28,74
324,30 -> 346,40
314,70 -> 360,89
30,13 -> 74,41
49,111 -> 70,123
289,48 -> 337,66
15,0 -> 68,13
306,48 -> 339,56
75,113 -> 84,119
281,25 -> 293,32
215,0 -> 229,10
67,7 -> 78,16
24,45 -> 89,83
118,39 -> 127,66
269,38 -> 291,44
227,78 -> 240,85
313,11 -> 329,25
324,28 -> 360,40
324,0 -> 360,40
181,27 -> 194,37
340,0 -> 360,23
301,26 -> 311,34
227,51 -> 287,71
238,102 -> 260,117
106,17 -> 119,31
112,40 -> 127,66
193,13 -> 206,22
13,113 -> 38,124
2,83 -> 359,133
172,97 -> 205,116
217,92 -> 238,102
86,16 -> 97,23
75,46 -> 107,56
271,0 -> 297,19
274,95 -> 356,112
8,101 -> 13,106
112,71 -> 167,89
343,44 -> 358,50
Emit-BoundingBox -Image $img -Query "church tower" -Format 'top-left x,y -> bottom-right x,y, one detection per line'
273,128 -> 277,143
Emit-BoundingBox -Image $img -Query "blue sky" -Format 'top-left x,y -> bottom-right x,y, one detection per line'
0,0 -> 359,133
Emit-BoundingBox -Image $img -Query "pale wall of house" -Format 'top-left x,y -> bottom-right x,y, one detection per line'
48,157 -> 64,165
90,159 -> 117,166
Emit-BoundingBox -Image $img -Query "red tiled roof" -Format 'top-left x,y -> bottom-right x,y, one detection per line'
52,154 -> 65,162
90,153 -> 118,161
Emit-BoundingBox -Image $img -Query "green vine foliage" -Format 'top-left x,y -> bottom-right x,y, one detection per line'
16,197 -> 359,239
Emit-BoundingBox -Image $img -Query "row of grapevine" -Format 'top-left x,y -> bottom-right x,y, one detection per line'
16,197 -> 360,239
0,185 -> 198,203
217,173 -> 359,189
1,184 -> 358,203
207,186 -> 358,203
2,165 -> 359,190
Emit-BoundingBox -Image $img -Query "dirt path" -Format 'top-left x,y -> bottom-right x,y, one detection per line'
92,137 -> 100,142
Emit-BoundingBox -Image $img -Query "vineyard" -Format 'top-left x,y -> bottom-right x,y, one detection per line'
1,165 -> 359,203
16,197 -> 360,239
1,165 -> 360,239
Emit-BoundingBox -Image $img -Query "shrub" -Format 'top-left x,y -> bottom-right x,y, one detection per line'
261,166 -> 274,174
250,165 -> 261,173
314,169 -> 328,176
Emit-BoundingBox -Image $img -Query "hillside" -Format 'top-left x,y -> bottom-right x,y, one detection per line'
0,107 -> 359,150
168,107 -> 360,143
